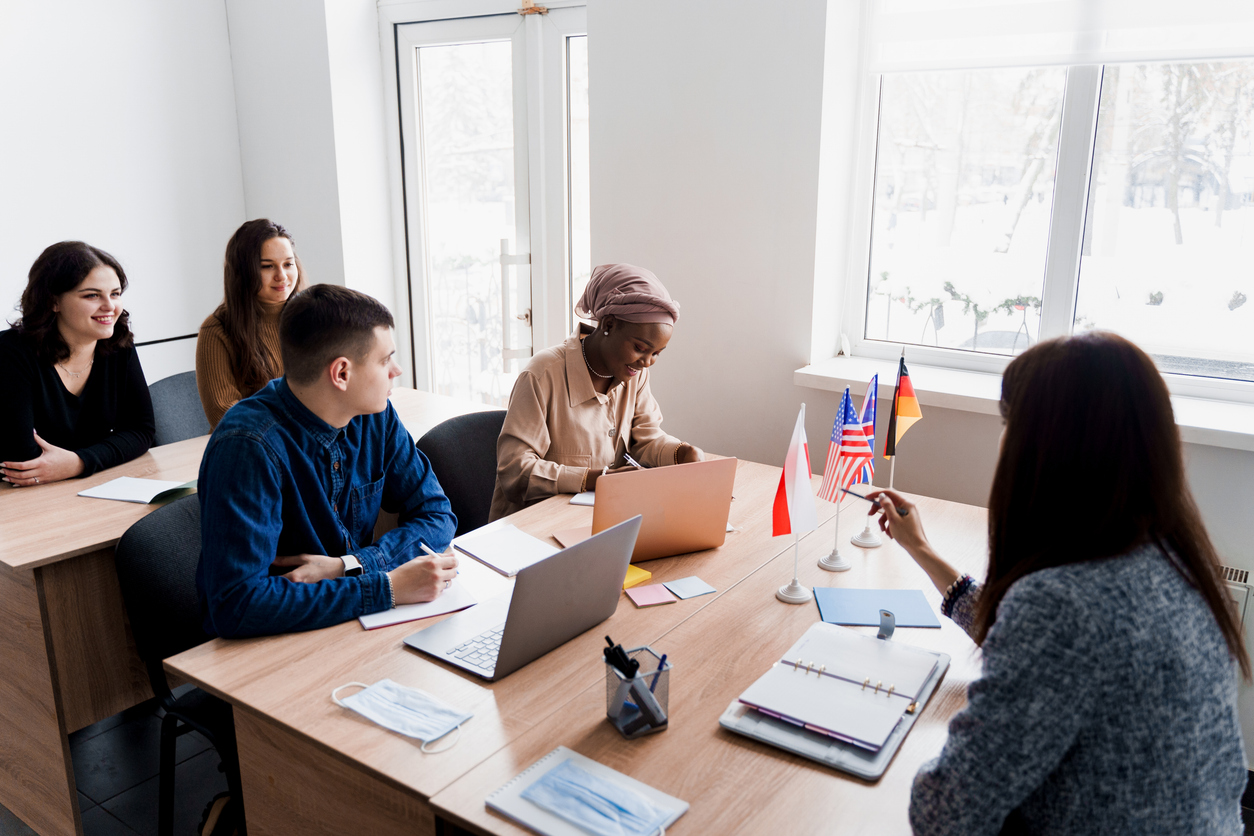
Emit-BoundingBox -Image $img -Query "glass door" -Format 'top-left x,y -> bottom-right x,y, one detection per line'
397,9 -> 588,404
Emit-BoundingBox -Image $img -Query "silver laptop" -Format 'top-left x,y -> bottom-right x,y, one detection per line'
404,516 -> 642,681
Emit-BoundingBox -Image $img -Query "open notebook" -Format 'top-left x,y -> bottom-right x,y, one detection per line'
736,621 -> 942,752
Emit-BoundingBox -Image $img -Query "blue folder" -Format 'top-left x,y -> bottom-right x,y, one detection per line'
813,588 -> 941,628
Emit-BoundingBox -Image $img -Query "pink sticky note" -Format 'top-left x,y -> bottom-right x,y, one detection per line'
626,584 -> 678,607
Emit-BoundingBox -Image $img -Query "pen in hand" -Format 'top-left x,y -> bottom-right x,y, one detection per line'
420,542 -> 459,574
622,452 -> 646,470
839,487 -> 910,517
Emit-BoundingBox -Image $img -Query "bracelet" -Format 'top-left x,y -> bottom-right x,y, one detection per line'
673,445 -> 682,466
384,572 -> 396,609
579,469 -> 589,493
940,574 -> 975,618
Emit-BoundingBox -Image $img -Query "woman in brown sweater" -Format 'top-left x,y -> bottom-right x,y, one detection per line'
196,219 -> 308,427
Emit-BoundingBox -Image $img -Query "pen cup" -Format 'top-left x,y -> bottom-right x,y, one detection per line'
605,645 -> 670,739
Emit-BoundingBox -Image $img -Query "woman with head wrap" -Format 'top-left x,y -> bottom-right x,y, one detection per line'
489,264 -> 704,520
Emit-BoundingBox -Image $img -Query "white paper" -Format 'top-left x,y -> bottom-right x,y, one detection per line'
358,579 -> 477,630
452,524 -> 558,577
77,477 -> 192,504
569,491 -> 595,506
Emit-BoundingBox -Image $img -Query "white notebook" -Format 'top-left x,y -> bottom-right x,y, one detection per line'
357,579 -> 476,630
486,746 -> 688,836
737,622 -> 940,752
78,477 -> 197,504
452,524 -> 558,577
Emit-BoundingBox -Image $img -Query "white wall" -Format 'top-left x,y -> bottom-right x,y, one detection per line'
588,0 -> 830,467
224,0 -> 397,309
0,0 -> 245,379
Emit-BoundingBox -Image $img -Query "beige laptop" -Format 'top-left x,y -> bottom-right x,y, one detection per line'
555,457 -> 737,563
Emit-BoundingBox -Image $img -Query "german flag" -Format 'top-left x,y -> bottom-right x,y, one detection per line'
884,356 -> 921,458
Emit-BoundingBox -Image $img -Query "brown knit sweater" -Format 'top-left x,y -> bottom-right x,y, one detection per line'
196,301 -> 285,428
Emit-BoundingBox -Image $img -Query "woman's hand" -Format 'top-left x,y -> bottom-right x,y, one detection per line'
586,465 -> 635,492
676,443 -> 704,464
271,553 -> 345,583
1,432 -> 85,486
866,488 -> 960,595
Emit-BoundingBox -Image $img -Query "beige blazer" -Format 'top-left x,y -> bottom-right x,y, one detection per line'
489,326 -> 682,520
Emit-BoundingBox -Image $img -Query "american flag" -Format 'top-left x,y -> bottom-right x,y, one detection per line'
818,387 -> 874,503
853,375 -> 878,486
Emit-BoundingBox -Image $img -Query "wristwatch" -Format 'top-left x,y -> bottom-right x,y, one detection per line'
340,554 -> 364,577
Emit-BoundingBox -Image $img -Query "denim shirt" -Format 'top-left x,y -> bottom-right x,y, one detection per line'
196,378 -> 456,638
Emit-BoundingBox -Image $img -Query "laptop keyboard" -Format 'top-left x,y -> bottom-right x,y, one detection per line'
447,622 -> 506,670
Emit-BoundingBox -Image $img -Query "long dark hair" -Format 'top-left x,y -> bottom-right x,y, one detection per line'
213,219 -> 307,394
12,241 -> 134,363
977,332 -> 1248,677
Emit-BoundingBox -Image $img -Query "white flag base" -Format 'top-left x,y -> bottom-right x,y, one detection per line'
819,548 -> 852,572
776,580 -> 813,604
851,521 -> 882,549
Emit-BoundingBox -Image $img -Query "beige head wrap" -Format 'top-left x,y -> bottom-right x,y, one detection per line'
575,263 -> 680,325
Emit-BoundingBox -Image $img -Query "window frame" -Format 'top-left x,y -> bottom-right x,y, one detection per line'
377,0 -> 588,391
836,60 -> 1254,404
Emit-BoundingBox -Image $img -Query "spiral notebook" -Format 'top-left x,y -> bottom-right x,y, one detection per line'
736,621 -> 943,752
486,746 -> 688,836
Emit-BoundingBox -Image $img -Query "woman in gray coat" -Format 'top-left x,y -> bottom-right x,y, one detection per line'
868,332 -> 1248,836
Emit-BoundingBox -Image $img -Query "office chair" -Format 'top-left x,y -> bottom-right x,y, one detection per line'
113,495 -> 245,836
415,410 -> 507,536
149,370 -> 211,446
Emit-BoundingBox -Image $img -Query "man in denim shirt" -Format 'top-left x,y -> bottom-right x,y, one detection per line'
197,285 -> 458,637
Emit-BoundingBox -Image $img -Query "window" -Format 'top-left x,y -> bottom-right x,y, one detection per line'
849,1 -> 1254,387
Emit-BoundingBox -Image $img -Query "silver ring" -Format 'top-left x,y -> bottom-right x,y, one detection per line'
444,579 -> 451,589
34,478 -> 38,484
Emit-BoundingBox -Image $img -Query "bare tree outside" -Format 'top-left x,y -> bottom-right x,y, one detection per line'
1076,60 -> 1254,380
865,67 -> 1065,354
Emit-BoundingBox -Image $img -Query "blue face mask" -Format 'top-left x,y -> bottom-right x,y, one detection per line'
521,760 -> 671,836
332,680 -> 472,753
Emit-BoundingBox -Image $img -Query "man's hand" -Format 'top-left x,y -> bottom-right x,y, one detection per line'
272,553 -> 345,583
1,432 -> 85,486
388,551 -> 459,605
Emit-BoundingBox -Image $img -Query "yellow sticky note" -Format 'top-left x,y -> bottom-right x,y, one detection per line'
623,564 -> 652,590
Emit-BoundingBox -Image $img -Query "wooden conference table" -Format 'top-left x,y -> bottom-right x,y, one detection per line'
0,388 -> 498,836
166,465 -> 988,834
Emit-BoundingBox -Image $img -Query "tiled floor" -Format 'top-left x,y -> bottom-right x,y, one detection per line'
0,686 -> 227,836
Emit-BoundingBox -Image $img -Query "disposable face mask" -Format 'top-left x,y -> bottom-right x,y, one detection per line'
332,680 -> 472,753
521,760 -> 670,836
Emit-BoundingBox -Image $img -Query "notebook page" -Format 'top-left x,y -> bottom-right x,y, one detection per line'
738,665 -> 906,750
783,622 -> 938,699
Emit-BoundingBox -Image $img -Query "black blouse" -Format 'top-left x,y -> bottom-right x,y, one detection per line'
0,328 -> 155,476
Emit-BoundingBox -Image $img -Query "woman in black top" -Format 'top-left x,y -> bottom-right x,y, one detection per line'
0,242 -> 154,486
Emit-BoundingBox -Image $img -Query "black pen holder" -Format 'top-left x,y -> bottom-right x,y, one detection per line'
605,645 -> 670,739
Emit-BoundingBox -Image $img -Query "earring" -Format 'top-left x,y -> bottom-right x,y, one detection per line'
604,330 -> 609,336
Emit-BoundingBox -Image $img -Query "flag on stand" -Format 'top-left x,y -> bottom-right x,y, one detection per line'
885,357 -> 922,458
772,404 -> 818,537
855,374 -> 878,485
817,388 -> 874,503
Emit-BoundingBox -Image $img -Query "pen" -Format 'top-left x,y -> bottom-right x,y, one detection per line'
839,487 -> 910,517
421,542 -> 459,574
650,654 -> 667,693
622,452 -> 646,470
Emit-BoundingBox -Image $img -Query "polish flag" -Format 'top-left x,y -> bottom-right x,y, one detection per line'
772,404 -> 819,537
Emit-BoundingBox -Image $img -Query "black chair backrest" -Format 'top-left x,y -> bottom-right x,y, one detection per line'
416,410 -> 507,537
149,370 -> 211,446
114,495 -> 211,697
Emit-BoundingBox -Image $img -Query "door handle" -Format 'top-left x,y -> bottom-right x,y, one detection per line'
500,239 -> 533,361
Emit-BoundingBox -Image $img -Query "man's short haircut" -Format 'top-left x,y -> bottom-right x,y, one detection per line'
280,285 -> 395,385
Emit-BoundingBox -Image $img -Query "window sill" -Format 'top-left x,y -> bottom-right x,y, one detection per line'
795,356 -> 1254,453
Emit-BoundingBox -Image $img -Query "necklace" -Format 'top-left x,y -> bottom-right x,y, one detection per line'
581,336 -> 614,379
57,358 -> 94,380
